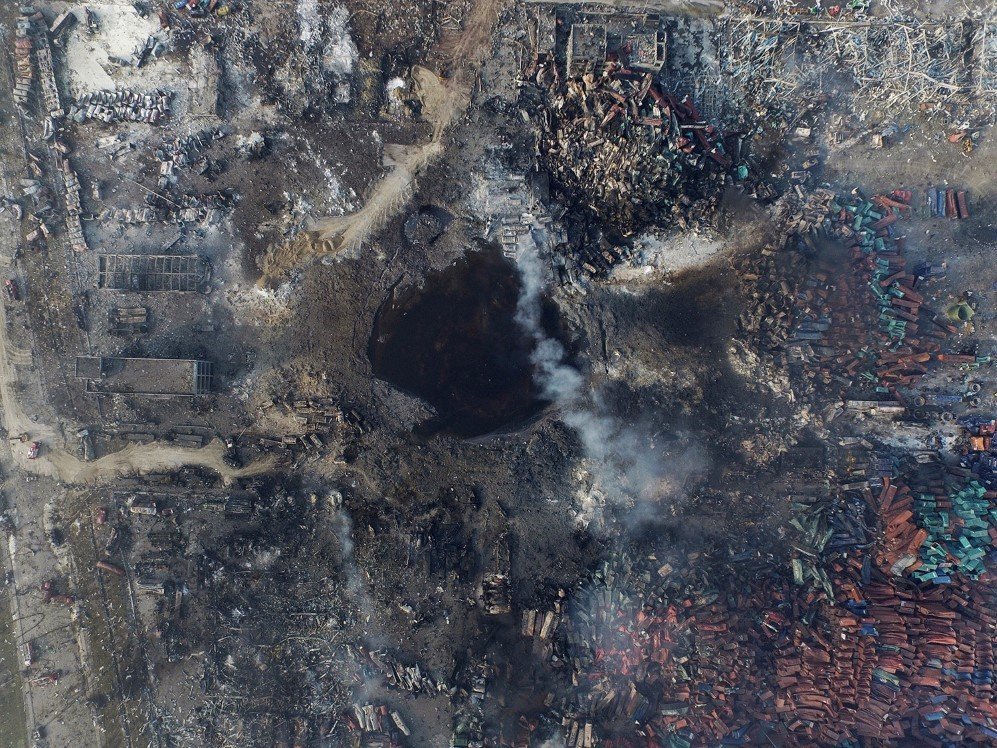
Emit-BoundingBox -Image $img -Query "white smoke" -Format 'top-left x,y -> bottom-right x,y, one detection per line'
514,245 -> 704,527
327,503 -> 377,627
515,247 -> 584,403
536,736 -> 567,748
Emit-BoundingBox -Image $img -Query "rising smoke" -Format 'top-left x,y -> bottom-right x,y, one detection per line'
514,245 -> 705,527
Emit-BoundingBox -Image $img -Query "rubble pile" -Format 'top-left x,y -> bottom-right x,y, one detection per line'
363,648 -> 444,695
60,160 -> 88,252
69,89 -> 172,125
255,396 -> 346,454
156,128 -> 226,188
533,64 -> 730,246
770,449 -> 997,745
13,14 -> 35,107
771,571 -> 995,744
94,133 -> 133,160
912,481 -> 993,582
559,553 -> 773,746
170,0 -> 234,20
33,16 -> 61,117
14,9 -> 61,116
543,441 -> 995,747
96,206 -> 159,224
346,703 -> 410,744
149,191 -> 234,225
961,419 -> 997,489
19,175 -> 52,216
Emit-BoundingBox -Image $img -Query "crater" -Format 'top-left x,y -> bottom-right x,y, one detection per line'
369,246 -> 564,437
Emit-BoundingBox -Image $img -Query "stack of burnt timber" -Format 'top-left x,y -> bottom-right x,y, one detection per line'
535,63 -> 730,243
70,89 -> 172,125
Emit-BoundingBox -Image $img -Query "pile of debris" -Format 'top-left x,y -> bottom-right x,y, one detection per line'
715,3 -> 991,123
736,187 -> 987,410
560,552 -> 772,746
346,703 -> 410,745
363,648 -> 445,695
961,419 -> 997,489
69,89 -> 172,125
20,175 -> 52,216
13,14 -> 34,107
60,159 -> 88,252
96,206 -> 160,224
14,8 -> 62,116
145,191 -> 234,225
171,0 -> 235,20
772,563 -> 996,744
32,15 -> 61,117
156,128 -> 225,188
772,445 -> 996,744
912,480 -> 994,583
94,133 -> 133,161
531,63 -> 730,241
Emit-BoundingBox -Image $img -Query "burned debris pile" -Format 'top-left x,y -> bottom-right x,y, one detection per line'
561,553 -> 769,746
1,0 -> 994,746
69,89 -> 172,125
13,17 -> 34,106
716,3 -> 993,124
531,65 -> 731,242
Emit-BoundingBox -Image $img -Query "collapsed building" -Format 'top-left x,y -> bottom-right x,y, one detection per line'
74,356 -> 213,396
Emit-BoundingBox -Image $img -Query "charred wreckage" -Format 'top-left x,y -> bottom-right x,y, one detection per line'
0,1 -> 993,748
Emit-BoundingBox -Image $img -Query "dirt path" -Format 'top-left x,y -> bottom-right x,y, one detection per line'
46,439 -> 280,485
261,0 -> 504,283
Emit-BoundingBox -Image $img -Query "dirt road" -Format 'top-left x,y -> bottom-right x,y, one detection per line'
261,0 -> 503,282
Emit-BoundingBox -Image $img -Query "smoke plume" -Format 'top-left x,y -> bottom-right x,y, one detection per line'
515,245 -> 704,527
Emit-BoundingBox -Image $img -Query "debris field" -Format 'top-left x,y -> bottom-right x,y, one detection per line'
0,1 -> 993,748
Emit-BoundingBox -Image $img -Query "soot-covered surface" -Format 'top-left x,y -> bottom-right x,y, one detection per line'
370,247 -> 550,437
